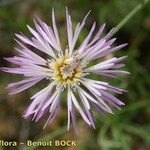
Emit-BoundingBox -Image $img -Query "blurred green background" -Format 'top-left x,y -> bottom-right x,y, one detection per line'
0,0 -> 150,150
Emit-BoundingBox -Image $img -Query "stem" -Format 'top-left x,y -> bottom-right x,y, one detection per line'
112,0 -> 150,36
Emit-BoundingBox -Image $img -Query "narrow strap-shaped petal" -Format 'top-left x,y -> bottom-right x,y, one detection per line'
49,89 -> 61,112
78,89 -> 90,110
67,88 -> 72,130
28,84 -> 56,121
33,19 -> 60,51
88,23 -> 106,47
71,105 -> 78,133
71,11 -> 91,53
66,7 -> 73,54
93,43 -> 128,60
42,88 -> 62,111
31,83 -> 55,99
35,17 -> 60,50
52,8 -> 62,51
100,90 -> 125,106
78,86 -> 113,114
7,77 -> 44,95
16,33 -> 55,58
69,89 -> 91,126
43,103 -> 60,129
78,22 -> 96,53
78,90 -> 95,128
27,25 -> 56,57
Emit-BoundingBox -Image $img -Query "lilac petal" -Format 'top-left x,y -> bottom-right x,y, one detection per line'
85,82 -> 125,109
71,106 -> 78,134
84,79 -> 127,94
66,7 -> 73,53
100,90 -> 125,107
97,43 -> 128,58
86,63 -> 114,72
78,87 -> 99,104
82,31 -> 116,60
71,22 -> 80,50
78,91 -> 95,128
81,79 -> 107,92
67,88 -> 72,130
67,105 -> 71,131
42,88 -> 61,111
1,67 -> 25,74
4,57 -> 21,65
14,40 -> 47,65
114,56 -> 128,63
86,43 -> 127,61
93,72 -> 118,79
103,84 -> 127,94
98,57 -> 118,65
24,84 -> 55,119
7,77 -> 43,95
83,78 -> 109,85
81,39 -> 106,59
78,91 -> 90,110
16,31 -> 55,58
84,45 -> 110,61
91,102 -> 108,115
7,77 -> 42,88
27,25 -> 55,55
78,86 -> 112,114
78,22 -> 96,53
43,104 -> 60,129
86,23 -> 106,48
86,81 -> 107,90
102,38 -> 116,48
34,110 -> 46,122
86,56 -> 128,72
52,8 -> 62,51
5,56 -> 40,66
33,19 -> 59,51
71,11 -> 91,52
112,64 -> 125,69
15,33 -> 35,47
35,17 -> 59,49
31,83 -> 55,99
49,90 -> 61,112
104,27 -> 115,40
86,110 -> 95,128
1,61 -> 52,77
96,70 -> 130,74
69,90 -> 91,126
88,46 -> 111,61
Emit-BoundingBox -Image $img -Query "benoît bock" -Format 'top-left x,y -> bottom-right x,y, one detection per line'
0,140 -> 77,147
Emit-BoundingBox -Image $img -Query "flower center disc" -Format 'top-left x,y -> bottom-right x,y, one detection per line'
50,55 -> 82,87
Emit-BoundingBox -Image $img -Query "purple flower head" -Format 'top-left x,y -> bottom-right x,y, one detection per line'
1,8 -> 129,132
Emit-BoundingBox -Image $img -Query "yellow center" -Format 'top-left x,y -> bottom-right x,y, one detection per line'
49,55 -> 82,87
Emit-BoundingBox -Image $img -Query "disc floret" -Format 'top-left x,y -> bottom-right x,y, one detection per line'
49,52 -> 84,87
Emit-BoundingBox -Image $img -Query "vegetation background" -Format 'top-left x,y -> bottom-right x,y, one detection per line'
0,0 -> 150,150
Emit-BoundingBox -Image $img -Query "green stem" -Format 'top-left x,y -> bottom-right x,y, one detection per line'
112,0 -> 150,36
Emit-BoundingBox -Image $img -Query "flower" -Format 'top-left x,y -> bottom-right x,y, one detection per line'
1,8 -> 129,132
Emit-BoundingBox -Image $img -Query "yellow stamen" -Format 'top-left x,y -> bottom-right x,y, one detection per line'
49,55 -> 83,87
